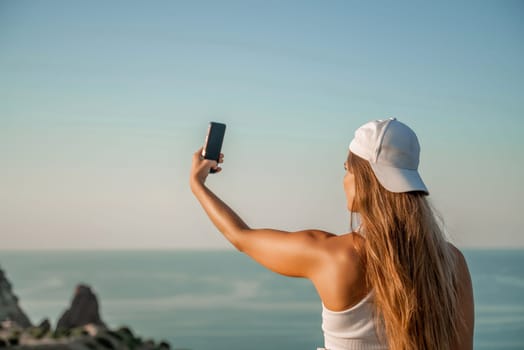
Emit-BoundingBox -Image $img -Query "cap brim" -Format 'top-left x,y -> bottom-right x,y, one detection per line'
369,163 -> 429,195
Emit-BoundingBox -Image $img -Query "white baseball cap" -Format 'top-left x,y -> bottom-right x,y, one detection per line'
349,118 -> 429,195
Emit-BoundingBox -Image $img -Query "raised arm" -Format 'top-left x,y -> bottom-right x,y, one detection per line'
189,149 -> 333,278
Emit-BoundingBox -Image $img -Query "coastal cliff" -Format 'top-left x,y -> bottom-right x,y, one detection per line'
0,266 -> 171,349
0,269 -> 32,329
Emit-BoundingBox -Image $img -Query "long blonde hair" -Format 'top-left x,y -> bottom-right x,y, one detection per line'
348,152 -> 460,350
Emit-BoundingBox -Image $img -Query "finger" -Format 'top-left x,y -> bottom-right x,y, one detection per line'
194,147 -> 204,159
203,159 -> 217,169
213,166 -> 222,173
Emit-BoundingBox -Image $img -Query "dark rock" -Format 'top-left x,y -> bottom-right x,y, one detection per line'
115,326 -> 140,348
105,329 -> 123,341
116,326 -> 133,337
1,266 -> 174,349
83,341 -> 98,350
56,284 -> 106,331
140,339 -> 156,350
52,327 -> 71,338
0,267 -> 32,328
37,319 -> 50,333
158,341 -> 171,349
94,334 -> 116,349
27,318 -> 51,339
7,336 -> 19,346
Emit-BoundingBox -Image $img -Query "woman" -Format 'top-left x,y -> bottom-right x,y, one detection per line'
190,118 -> 474,350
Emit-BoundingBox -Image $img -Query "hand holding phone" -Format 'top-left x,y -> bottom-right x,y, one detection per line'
202,122 -> 226,173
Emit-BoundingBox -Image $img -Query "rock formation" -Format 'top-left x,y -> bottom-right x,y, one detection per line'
0,266 -> 171,349
56,284 -> 106,331
0,268 -> 32,328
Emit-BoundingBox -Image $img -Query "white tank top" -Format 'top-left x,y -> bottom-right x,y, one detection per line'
320,291 -> 388,350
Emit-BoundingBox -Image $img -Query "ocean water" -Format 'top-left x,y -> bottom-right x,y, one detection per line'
0,250 -> 523,350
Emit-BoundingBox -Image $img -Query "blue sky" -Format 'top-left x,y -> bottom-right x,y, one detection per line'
1,0 -> 523,249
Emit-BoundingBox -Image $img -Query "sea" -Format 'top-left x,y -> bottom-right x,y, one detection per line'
0,250 -> 523,350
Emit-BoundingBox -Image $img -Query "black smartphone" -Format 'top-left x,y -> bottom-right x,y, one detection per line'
202,122 -> 226,173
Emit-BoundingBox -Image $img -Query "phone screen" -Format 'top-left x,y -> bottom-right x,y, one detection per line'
202,122 -> 226,172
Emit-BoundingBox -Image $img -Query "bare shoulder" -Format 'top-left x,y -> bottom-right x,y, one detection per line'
289,229 -> 351,252
307,230 -> 363,255
311,232 -> 368,310
286,229 -> 364,269
301,229 -> 338,240
447,243 -> 470,276
446,243 -> 473,304
447,242 -> 475,350
330,232 -> 367,279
